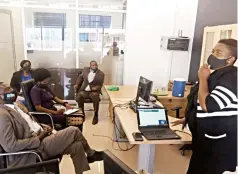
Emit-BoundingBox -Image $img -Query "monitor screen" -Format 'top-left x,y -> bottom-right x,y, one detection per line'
136,76 -> 153,103
138,108 -> 168,126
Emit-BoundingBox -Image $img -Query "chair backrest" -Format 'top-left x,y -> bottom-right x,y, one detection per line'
21,79 -> 36,112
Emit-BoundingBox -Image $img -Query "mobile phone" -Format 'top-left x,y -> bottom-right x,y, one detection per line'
132,132 -> 143,141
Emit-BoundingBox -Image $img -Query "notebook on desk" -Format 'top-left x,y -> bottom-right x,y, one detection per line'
64,109 -> 79,115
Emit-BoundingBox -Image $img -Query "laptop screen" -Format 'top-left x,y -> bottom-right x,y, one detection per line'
137,108 -> 168,127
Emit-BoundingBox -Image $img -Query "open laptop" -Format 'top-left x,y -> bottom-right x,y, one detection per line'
136,108 -> 181,140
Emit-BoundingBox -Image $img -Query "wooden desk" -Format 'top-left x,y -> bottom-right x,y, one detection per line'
105,85 -> 192,174
105,85 -> 189,119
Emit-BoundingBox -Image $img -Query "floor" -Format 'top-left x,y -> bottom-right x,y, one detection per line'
59,103 -> 192,174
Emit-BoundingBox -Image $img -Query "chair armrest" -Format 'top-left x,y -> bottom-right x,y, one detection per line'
0,150 -> 42,162
29,112 -> 55,130
0,159 -> 60,174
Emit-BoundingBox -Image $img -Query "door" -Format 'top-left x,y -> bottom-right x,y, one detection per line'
0,9 -> 16,84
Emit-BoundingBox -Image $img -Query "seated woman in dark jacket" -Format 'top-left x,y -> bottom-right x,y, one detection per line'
10,60 -> 34,93
30,68 -> 72,128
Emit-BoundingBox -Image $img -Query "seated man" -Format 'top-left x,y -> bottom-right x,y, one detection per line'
74,61 -> 104,125
0,84 -> 103,174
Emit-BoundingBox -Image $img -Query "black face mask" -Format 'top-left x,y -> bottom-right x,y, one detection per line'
91,68 -> 98,73
207,54 -> 228,70
22,65 -> 31,72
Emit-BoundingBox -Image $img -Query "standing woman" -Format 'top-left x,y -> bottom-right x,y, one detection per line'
10,60 -> 34,93
173,38 -> 237,174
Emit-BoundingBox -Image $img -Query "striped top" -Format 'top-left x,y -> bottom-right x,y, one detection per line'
196,66 -> 237,141
197,85 -> 238,118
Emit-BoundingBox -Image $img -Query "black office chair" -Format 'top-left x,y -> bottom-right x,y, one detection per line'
21,79 -> 62,130
0,145 -> 60,174
21,79 -> 84,132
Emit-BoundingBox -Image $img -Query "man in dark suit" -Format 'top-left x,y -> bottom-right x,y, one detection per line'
74,61 -> 104,125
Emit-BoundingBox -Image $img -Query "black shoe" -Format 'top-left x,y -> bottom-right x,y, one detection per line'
92,116 -> 98,125
87,151 -> 103,163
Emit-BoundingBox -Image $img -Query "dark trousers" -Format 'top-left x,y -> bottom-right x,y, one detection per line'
77,91 -> 100,116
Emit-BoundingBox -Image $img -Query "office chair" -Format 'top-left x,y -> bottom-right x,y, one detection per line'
0,145 -> 60,174
21,79 -> 84,131
21,79 -> 63,130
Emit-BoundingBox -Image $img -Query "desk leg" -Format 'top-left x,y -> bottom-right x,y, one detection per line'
137,144 -> 155,174
109,100 -> 113,121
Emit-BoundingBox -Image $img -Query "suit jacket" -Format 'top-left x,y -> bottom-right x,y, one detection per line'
76,67 -> 104,93
10,70 -> 35,92
0,105 -> 40,168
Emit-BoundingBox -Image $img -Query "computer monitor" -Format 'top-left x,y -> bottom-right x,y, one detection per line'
136,76 -> 153,103
103,150 -> 137,174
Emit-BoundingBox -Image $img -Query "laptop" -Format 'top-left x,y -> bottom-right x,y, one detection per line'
136,108 -> 181,140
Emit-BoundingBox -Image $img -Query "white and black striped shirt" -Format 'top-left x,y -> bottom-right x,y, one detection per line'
196,66 -> 237,140
197,85 -> 238,118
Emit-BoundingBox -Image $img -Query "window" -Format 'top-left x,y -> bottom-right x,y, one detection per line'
79,33 -> 97,42
79,14 -> 111,28
29,12 -> 68,51
34,12 -> 66,27
79,33 -> 89,42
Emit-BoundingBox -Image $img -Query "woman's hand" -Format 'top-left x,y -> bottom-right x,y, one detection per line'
198,64 -> 211,81
65,103 -> 72,110
171,118 -> 185,127
54,109 -> 65,115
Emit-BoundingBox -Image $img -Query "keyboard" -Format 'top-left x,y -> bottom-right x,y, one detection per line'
64,109 -> 79,115
142,129 -> 181,140
143,129 -> 173,135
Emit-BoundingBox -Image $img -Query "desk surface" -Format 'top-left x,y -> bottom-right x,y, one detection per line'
105,85 -> 189,100
105,85 -> 192,145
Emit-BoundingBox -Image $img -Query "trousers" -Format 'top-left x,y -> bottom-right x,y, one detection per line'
76,91 -> 100,115
38,126 -> 92,174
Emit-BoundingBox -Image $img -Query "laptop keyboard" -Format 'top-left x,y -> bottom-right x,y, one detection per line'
143,129 -> 174,136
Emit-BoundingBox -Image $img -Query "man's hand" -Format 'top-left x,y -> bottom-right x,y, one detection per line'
41,124 -> 52,131
198,64 -> 211,81
74,85 -> 78,89
38,128 -> 52,141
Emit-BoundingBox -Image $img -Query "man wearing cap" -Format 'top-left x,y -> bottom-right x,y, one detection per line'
10,60 -> 34,93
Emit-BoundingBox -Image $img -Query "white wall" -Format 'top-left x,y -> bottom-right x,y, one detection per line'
124,0 -> 198,88
0,7 -> 25,71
